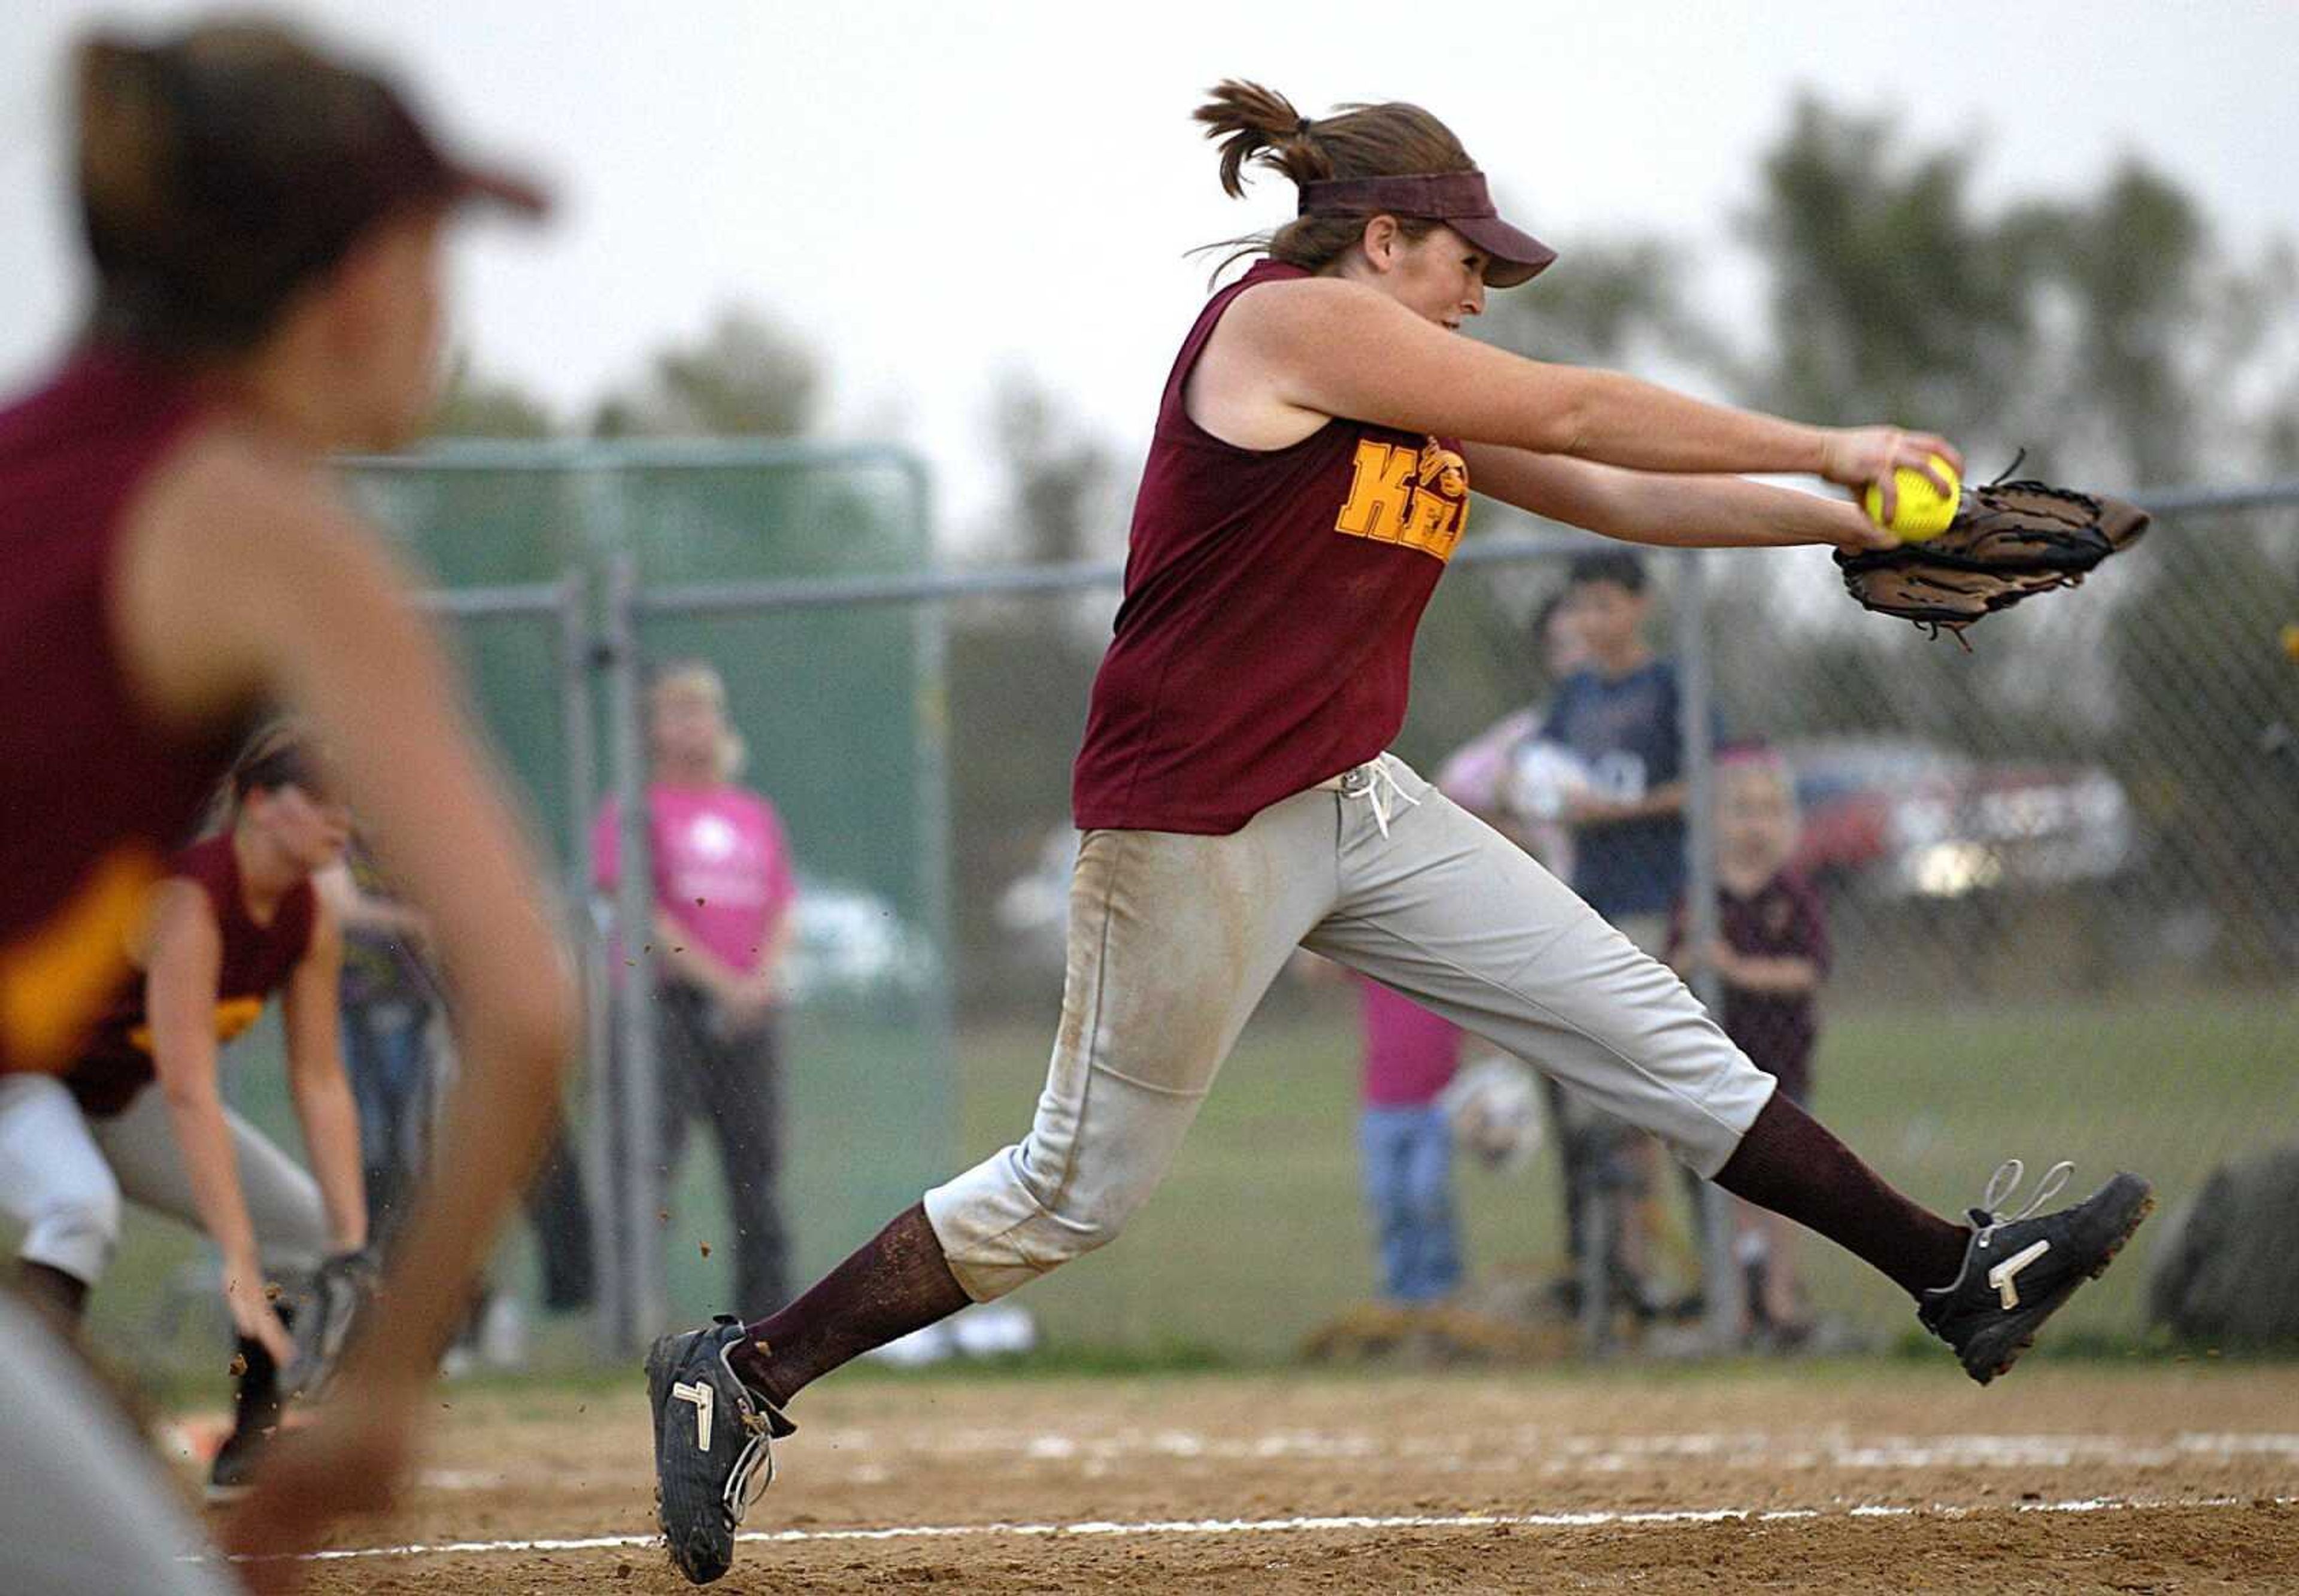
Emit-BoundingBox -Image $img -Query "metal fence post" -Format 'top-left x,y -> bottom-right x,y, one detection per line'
604,548 -> 664,1352
901,458 -> 959,1176
556,565 -> 599,966
553,566 -> 620,1358
1676,549 -> 1743,1352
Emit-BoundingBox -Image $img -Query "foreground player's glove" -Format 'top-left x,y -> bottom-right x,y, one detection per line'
284,1247 -> 380,1400
1834,461 -> 2151,644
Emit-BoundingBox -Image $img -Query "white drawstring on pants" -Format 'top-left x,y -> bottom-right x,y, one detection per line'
1329,759 -> 1420,839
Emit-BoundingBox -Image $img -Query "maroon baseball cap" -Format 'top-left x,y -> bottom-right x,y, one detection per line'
81,22 -> 547,338
148,25 -> 553,234
1299,171 -> 1555,287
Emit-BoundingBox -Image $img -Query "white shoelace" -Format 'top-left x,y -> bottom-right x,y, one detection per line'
726,1428 -> 774,1524
717,1338 -> 781,1527
1338,759 -> 1420,839
1979,1158 -> 2074,1226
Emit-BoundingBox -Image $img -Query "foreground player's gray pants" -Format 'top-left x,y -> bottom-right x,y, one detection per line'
927,754 -> 1776,1300
0,1073 -> 329,1286
0,1291 -> 241,1594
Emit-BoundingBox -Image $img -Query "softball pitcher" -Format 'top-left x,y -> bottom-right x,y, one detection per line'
650,81 -> 2152,1585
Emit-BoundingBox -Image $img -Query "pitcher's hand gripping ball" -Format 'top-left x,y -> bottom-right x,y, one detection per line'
1834,460 -> 2150,644
1863,452 -> 1961,541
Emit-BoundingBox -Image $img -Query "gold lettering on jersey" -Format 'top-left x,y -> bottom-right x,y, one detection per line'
1334,438 -> 1469,561
0,845 -> 163,1073
129,996 -> 267,1055
1334,441 -> 1421,542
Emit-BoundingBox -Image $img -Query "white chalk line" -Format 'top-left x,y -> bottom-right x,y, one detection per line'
380,1430 -> 2299,1494
244,1493 -> 2297,1567
992,1427 -> 2299,1471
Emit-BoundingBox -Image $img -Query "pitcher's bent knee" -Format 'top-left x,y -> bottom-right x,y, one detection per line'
1661,1061 -> 1776,1178
923,1140 -> 1154,1301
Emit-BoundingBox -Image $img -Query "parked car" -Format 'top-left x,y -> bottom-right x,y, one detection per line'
991,738 -> 2137,957
1781,737 -> 2137,899
782,880 -> 937,1001
993,828 -> 1079,970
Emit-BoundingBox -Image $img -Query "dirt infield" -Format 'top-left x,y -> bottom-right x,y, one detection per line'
193,1363 -> 2299,1593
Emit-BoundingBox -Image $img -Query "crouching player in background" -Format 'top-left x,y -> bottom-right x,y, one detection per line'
1,727 -> 369,1500
1670,746 -> 1830,1346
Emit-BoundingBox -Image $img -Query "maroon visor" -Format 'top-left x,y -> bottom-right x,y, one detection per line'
1298,171 -> 1555,287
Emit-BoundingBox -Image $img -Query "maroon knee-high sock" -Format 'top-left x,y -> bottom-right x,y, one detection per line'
728,1203 -> 970,1408
1714,1093 -> 1969,1298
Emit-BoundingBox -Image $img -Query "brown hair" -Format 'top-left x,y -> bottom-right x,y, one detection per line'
228,717 -> 337,806
191,716 -> 336,835
74,20 -> 522,357
1193,80 -> 1476,278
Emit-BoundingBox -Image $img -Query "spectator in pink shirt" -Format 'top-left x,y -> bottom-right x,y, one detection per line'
596,662 -> 799,1311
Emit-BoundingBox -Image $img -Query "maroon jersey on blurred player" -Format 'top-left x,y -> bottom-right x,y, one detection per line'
0,349 -> 242,1077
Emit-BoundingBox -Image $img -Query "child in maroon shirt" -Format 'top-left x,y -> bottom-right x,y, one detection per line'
1672,747 -> 1830,1337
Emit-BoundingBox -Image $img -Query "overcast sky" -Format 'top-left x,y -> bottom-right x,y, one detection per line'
5,1 -> 2294,530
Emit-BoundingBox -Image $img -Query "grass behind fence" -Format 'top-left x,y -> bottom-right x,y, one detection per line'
945,987 -> 2298,1360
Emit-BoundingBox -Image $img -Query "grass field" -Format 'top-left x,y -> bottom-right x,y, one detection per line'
74,982 -> 2299,1375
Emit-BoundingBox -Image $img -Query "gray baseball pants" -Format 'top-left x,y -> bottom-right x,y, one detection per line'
925,753 -> 1775,1300
0,1289 -> 242,1594
0,1072 -> 329,1287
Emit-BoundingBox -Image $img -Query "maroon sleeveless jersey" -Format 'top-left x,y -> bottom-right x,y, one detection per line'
1071,261 -> 1471,834
0,347 -> 241,1076
69,832 -> 317,1117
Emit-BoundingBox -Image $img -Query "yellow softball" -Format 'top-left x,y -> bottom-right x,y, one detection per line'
1862,454 -> 1961,542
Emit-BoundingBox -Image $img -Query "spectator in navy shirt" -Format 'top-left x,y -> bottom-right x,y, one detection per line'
1541,551 -> 1700,952
1538,551 -> 1719,1316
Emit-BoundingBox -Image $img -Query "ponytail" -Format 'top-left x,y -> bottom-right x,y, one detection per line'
1193,80 -> 1334,199
1191,80 -> 1476,280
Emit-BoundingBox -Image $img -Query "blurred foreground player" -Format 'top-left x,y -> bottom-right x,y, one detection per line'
641,80 -> 2153,1585
0,18 -> 573,1591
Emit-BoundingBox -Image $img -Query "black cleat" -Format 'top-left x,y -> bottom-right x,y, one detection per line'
207,1332 -> 284,1505
1918,1161 -> 2154,1385
646,1316 -> 793,1585
204,1415 -> 276,1506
